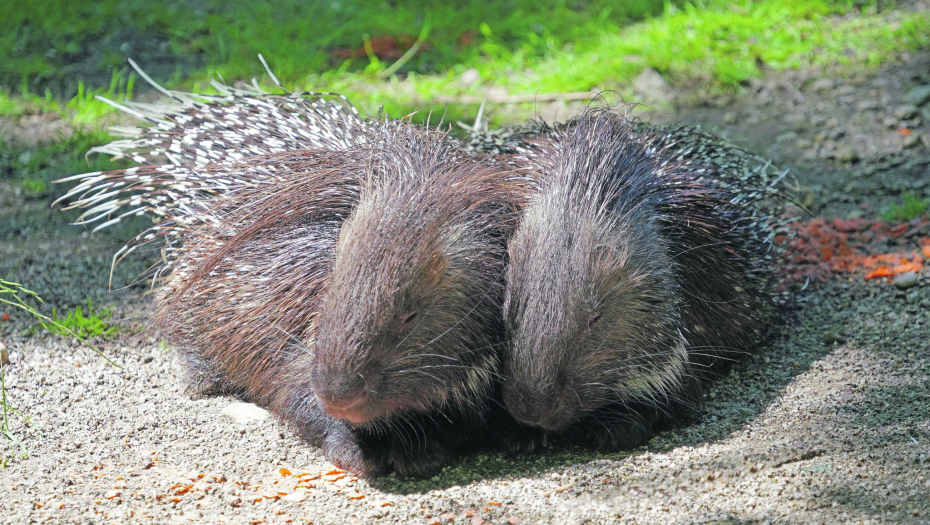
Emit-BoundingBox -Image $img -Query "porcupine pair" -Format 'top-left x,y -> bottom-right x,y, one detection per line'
59,68 -> 787,478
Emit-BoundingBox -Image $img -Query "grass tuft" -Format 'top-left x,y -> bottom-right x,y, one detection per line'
881,192 -> 929,223
30,299 -> 119,339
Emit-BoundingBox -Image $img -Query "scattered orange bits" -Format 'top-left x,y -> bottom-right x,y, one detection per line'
865,266 -> 895,280
894,261 -> 923,274
781,216 -> 929,285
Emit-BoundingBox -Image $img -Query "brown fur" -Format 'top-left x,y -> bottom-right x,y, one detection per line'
499,108 -> 778,450
297,126 -> 527,477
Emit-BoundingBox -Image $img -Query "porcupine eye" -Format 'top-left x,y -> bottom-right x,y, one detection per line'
588,313 -> 602,329
398,311 -> 418,332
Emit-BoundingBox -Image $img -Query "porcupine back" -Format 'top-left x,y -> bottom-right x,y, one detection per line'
469,108 -> 794,358
56,66 -> 375,282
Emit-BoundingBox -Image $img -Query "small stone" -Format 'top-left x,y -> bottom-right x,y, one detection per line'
282,491 -> 306,502
856,100 -> 880,111
894,104 -> 920,120
0,342 -> 8,366
835,145 -> 859,163
632,67 -> 675,104
460,68 -> 481,87
824,117 -> 840,128
893,272 -> 918,289
836,85 -> 855,96
904,85 -> 930,107
220,402 -> 271,424
722,111 -> 738,124
903,133 -> 922,149
810,78 -> 835,91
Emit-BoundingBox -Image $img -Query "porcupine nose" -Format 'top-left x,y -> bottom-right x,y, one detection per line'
315,372 -> 379,424
502,376 -> 582,432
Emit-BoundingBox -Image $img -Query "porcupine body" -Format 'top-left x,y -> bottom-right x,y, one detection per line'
492,107 -> 788,451
59,72 -> 526,478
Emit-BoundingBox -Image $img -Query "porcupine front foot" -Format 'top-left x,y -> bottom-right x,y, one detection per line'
320,422 -> 458,479
577,395 -> 701,451
387,434 -> 455,479
319,424 -> 393,479
287,398 -> 472,479
492,410 -> 551,454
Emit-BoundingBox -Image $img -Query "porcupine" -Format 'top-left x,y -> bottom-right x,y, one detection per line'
488,107 -> 790,451
57,63 -> 526,478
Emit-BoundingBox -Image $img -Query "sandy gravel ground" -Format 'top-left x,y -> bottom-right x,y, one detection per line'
2,48 -> 930,525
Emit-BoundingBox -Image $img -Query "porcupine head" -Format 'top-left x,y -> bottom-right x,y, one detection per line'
501,109 -> 691,443
308,130 -> 513,473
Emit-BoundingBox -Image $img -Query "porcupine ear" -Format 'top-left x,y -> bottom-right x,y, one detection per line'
397,311 -> 418,333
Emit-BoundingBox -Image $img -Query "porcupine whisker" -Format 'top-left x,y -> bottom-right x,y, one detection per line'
386,353 -> 462,367
393,365 -> 507,382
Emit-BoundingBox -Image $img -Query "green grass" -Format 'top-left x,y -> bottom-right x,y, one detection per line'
881,192 -> 930,222
2,0 -> 927,127
27,299 -> 119,339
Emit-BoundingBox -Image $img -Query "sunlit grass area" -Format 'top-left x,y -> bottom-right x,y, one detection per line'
0,0 -> 927,125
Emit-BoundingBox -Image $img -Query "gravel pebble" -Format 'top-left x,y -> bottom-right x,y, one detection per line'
904,84 -> 930,107
893,271 -> 919,289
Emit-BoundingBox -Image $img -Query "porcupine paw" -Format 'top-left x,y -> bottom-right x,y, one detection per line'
321,432 -> 392,479
494,417 -> 550,454
388,435 -> 453,479
583,423 -> 650,451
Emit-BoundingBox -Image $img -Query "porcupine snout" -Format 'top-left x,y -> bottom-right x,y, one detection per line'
501,374 -> 582,432
312,365 -> 383,424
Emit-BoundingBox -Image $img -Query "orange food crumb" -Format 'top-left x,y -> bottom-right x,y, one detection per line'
1,312 -> 9,321
898,128 -> 912,136
279,468 -> 292,477
865,266 -> 895,280
894,261 -> 922,274
922,246 -> 930,258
